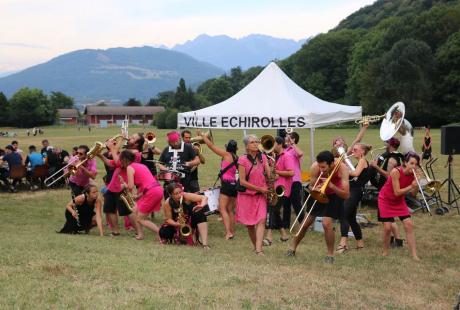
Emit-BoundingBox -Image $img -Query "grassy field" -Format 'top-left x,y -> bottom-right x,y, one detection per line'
0,125 -> 459,309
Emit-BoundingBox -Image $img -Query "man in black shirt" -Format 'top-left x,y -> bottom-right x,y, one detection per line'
158,131 -> 200,193
181,130 -> 205,193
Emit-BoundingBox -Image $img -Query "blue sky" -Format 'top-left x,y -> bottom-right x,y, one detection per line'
0,0 -> 375,74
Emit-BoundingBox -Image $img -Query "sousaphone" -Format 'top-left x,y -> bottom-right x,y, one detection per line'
379,102 -> 405,141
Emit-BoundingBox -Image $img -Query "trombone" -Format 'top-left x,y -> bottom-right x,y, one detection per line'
290,171 -> 324,235
417,166 -> 442,196
412,168 -> 432,215
44,143 -> 103,187
310,153 -> 346,204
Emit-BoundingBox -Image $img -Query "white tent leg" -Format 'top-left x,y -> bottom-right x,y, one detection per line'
243,129 -> 247,137
310,127 -> 315,165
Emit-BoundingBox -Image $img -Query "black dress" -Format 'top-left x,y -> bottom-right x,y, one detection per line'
422,137 -> 432,160
58,195 -> 96,234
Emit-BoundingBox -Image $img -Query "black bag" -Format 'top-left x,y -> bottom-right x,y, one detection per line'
235,154 -> 257,192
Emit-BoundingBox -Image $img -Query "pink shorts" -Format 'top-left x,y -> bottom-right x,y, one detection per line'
136,186 -> 163,214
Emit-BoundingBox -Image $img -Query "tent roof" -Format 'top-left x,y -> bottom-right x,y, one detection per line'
178,62 -> 361,129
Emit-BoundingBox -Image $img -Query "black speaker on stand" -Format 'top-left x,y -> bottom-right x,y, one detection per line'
440,124 -> 460,214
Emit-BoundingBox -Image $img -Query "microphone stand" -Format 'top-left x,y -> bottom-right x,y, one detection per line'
441,154 -> 460,214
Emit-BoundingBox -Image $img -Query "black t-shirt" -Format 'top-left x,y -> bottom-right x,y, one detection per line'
58,150 -> 70,165
141,148 -> 157,176
159,142 -> 196,180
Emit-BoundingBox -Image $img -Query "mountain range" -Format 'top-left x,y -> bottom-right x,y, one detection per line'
0,47 -> 224,103
173,34 -> 307,71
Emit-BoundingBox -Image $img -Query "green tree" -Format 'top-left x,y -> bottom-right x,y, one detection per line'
124,98 -> 142,106
8,88 -> 55,127
204,79 -> 233,104
49,91 -> 74,109
174,78 -> 190,109
435,30 -> 460,123
0,92 -> 9,125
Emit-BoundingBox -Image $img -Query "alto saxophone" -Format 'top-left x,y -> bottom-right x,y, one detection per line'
177,196 -> 192,238
120,188 -> 136,211
266,153 -> 279,206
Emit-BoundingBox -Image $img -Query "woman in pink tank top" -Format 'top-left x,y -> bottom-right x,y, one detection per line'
119,151 -> 163,241
378,152 -> 420,260
202,133 -> 239,240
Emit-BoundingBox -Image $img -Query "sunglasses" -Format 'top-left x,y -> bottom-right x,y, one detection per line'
77,152 -> 85,156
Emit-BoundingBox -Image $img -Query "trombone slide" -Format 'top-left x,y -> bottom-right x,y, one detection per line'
412,168 -> 432,215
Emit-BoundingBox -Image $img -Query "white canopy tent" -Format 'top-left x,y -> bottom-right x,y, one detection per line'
178,62 -> 362,162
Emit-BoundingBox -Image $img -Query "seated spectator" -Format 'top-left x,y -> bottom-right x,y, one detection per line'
11,140 -> 25,163
25,145 -> 45,190
0,145 -> 23,192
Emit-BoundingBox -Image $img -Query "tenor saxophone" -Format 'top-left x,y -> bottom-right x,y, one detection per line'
120,188 -> 136,211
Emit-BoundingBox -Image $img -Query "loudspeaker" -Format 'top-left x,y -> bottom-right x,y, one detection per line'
441,125 -> 460,155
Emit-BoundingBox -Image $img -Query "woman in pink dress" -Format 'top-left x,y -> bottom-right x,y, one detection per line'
119,151 -> 163,241
236,135 -> 270,256
378,152 -> 420,260
202,133 -> 238,240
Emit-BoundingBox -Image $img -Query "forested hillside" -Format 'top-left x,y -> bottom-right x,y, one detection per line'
188,0 -> 460,127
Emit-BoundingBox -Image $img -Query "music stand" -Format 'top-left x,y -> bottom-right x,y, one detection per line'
441,154 -> 460,214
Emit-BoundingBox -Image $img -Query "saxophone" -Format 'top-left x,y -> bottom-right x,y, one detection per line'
266,153 -> 279,206
120,188 -> 136,211
177,196 -> 192,238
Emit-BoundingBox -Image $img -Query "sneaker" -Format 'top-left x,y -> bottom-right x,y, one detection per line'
286,249 -> 296,257
324,256 -> 335,264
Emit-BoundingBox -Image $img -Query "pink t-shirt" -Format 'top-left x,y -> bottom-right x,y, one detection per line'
107,167 -> 126,193
275,151 -> 295,197
285,146 -> 302,183
221,160 -> 237,182
68,155 -> 97,187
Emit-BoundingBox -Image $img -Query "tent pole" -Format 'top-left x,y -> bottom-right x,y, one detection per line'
310,127 -> 315,165
243,129 -> 247,137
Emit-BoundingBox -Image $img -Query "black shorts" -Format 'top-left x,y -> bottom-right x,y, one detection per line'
308,194 -> 343,220
220,180 -> 237,197
379,214 -> 411,222
103,190 -> 131,216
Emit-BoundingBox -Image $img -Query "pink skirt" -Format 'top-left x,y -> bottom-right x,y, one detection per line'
236,193 -> 267,226
136,186 -> 163,214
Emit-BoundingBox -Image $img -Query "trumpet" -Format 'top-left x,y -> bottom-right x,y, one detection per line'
370,146 -> 386,161
355,114 -> 386,125
286,128 -> 294,134
44,143 -> 102,187
145,131 -> 156,146
191,131 -> 213,153
290,171 -> 324,236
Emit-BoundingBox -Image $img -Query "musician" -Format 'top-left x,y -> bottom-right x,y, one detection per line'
182,130 -> 206,193
391,107 -> 415,155
67,145 -> 97,197
332,123 -> 369,155
286,150 -> 349,264
97,140 -> 141,237
159,182 -> 209,248
141,141 -> 161,177
118,151 -> 163,240
158,131 -> 200,193
58,184 -> 103,236
369,137 -> 405,247
264,136 -> 294,245
336,143 -> 371,253
236,135 -> 270,256
378,152 -> 420,260
285,131 -> 304,223
202,133 -> 238,240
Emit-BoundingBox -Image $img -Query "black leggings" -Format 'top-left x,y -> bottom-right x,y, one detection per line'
290,182 -> 303,223
339,187 -> 363,240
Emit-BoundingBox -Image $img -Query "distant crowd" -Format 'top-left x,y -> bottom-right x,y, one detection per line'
0,139 -> 76,192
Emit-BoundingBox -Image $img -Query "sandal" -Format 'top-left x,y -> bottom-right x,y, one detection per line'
356,245 -> 364,250
335,245 -> 348,254
109,232 -> 121,237
202,245 -> 210,250
263,238 -> 273,246
225,234 -> 234,240
255,250 -> 265,256
280,237 -> 290,242
134,235 -> 144,240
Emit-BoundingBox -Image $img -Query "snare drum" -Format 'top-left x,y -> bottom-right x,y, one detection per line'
201,187 -> 220,216
158,171 -> 181,182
